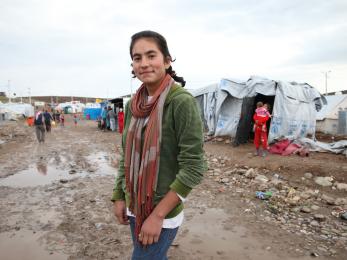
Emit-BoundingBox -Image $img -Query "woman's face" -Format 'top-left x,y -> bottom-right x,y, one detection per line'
131,38 -> 171,89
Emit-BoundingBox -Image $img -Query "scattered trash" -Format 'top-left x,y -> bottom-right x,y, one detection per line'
341,211 -> 347,220
59,179 -> 68,184
310,252 -> 319,257
255,191 -> 273,200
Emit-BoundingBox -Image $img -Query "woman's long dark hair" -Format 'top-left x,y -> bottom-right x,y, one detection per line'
130,30 -> 186,87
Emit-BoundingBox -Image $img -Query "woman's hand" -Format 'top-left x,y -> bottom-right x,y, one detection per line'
114,200 -> 129,225
138,213 -> 164,245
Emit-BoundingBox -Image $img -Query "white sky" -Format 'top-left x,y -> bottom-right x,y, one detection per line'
1,0 -> 347,98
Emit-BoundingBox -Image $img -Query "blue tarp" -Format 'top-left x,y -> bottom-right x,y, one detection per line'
84,108 -> 102,120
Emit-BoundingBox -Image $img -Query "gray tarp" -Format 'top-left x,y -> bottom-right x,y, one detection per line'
191,76 -> 325,143
298,137 -> 347,157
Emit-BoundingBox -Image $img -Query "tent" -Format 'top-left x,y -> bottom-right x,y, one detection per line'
191,76 -> 325,145
0,103 -> 34,121
316,94 -> 347,135
190,84 -> 218,135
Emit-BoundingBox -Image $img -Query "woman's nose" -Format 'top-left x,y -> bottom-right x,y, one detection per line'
140,57 -> 149,67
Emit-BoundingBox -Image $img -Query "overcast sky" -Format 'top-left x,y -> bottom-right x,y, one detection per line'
1,0 -> 346,98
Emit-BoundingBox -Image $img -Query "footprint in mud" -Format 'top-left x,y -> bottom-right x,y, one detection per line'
190,237 -> 203,244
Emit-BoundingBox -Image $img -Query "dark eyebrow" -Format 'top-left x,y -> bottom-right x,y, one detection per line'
132,49 -> 158,58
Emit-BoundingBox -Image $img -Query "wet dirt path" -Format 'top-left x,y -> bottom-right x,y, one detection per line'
0,118 -> 346,259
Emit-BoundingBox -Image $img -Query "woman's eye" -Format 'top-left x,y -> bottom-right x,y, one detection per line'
149,55 -> 155,59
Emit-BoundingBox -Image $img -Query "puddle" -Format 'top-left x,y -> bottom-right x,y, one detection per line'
0,229 -> 67,260
86,152 -> 117,176
0,152 -> 117,188
0,165 -> 83,188
179,208 -> 313,260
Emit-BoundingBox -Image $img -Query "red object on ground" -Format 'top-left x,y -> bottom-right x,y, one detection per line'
269,139 -> 291,154
27,117 -> 34,126
118,111 -> 124,134
269,139 -> 306,156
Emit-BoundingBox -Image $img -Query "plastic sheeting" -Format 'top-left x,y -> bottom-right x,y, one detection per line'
189,84 -> 218,135
297,137 -> 347,156
0,103 -> 34,120
192,76 -> 325,143
268,82 -> 317,143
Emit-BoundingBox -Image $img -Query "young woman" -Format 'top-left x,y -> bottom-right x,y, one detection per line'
112,31 -> 205,259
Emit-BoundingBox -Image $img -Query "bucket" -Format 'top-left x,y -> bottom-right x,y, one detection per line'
27,117 -> 34,126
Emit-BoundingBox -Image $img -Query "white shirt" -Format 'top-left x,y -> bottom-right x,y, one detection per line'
127,194 -> 185,228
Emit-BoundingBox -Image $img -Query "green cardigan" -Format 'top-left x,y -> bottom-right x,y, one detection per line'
111,84 -> 206,218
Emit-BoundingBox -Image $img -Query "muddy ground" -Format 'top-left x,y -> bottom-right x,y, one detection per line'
0,116 -> 346,260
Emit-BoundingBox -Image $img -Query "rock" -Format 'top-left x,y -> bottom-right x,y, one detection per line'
287,196 -> 301,206
336,183 -> 347,191
59,179 -> 68,184
310,220 -> 320,227
237,169 -> 248,175
321,194 -> 336,205
216,138 -> 223,142
341,212 -> 347,220
313,214 -> 326,222
311,205 -> 320,211
254,174 -> 269,183
304,172 -> 313,179
225,139 -> 231,144
244,168 -> 256,178
315,177 -> 333,187
212,158 -> 218,163
95,223 -> 106,230
213,169 -> 221,176
221,178 -> 229,183
335,198 -> 347,206
300,206 -> 311,213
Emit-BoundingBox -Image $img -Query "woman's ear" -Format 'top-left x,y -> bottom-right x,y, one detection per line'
164,58 -> 171,69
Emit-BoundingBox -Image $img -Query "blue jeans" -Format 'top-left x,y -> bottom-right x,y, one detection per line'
129,217 -> 178,260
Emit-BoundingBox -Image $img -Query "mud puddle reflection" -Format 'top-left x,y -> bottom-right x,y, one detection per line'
0,152 -> 117,188
0,230 -> 67,260
179,208 -> 313,260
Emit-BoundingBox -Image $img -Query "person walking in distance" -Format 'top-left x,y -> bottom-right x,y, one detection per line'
43,110 -> 53,132
112,30 -> 206,260
117,108 -> 124,134
60,112 -> 65,127
108,107 -> 117,131
34,110 -> 45,143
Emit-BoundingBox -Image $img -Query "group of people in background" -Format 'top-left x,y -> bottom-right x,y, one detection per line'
253,101 -> 272,157
101,106 -> 124,133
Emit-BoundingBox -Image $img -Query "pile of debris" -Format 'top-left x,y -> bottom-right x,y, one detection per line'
205,152 -> 347,257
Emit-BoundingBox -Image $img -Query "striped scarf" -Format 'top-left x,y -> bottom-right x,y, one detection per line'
125,74 -> 174,239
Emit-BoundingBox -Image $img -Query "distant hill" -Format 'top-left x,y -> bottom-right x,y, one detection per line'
7,96 -> 107,104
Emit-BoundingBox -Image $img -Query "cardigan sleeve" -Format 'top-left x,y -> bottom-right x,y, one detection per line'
169,93 -> 206,198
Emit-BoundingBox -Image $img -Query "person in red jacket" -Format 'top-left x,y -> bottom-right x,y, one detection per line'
253,102 -> 270,157
118,108 -> 124,134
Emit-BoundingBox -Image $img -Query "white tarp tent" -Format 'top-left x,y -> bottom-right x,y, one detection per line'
0,103 -> 34,121
316,95 -> 347,134
189,84 -> 218,135
55,101 -> 85,113
191,76 -> 325,144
